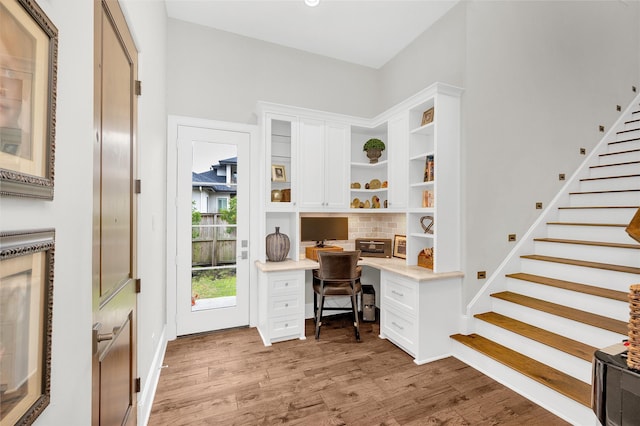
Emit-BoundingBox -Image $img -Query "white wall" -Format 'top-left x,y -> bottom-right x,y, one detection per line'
0,1 -> 166,424
0,0 -> 94,423
167,18 -> 380,123
380,0 -> 640,308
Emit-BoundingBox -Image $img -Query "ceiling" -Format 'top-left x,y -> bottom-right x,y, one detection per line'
164,0 -> 460,69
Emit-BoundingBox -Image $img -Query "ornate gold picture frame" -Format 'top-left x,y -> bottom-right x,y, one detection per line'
0,228 -> 54,426
0,0 -> 58,199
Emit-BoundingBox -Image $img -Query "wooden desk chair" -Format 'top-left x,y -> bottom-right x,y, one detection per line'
312,250 -> 362,341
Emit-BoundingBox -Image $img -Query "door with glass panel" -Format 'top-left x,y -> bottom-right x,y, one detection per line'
176,126 -> 250,335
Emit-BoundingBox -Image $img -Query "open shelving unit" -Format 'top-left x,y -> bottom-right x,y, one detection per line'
405,86 -> 461,273
350,124 -> 389,210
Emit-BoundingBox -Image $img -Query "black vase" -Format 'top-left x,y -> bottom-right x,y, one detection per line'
266,227 -> 290,262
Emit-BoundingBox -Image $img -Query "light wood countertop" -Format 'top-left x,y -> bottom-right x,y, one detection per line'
255,256 -> 463,282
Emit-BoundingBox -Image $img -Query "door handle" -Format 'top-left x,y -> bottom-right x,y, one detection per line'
93,322 -> 115,354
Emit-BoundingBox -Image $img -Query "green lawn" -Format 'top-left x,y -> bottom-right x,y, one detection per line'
192,268 -> 236,299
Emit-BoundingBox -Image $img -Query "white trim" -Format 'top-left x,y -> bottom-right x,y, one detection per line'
138,325 -> 167,426
166,115 -> 259,340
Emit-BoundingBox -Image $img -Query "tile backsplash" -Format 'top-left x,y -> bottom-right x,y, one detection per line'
299,213 -> 405,254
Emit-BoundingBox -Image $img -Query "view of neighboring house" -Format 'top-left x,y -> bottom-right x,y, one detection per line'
192,156 -> 237,213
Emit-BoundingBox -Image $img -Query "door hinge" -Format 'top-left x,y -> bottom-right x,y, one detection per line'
135,377 -> 141,393
135,278 -> 141,293
135,179 -> 141,194
135,80 -> 142,96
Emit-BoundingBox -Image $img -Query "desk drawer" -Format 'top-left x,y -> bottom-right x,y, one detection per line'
270,274 -> 302,295
270,294 -> 301,317
269,315 -> 301,339
383,275 -> 417,313
382,305 -> 416,355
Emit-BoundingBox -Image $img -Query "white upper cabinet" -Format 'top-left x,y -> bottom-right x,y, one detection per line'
264,113 -> 298,212
298,118 -> 350,210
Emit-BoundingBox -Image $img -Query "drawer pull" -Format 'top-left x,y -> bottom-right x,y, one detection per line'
391,290 -> 404,297
284,323 -> 288,328
391,321 -> 404,330
285,282 -> 289,286
285,303 -> 289,307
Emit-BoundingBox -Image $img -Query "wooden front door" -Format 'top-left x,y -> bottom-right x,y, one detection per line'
92,1 -> 138,425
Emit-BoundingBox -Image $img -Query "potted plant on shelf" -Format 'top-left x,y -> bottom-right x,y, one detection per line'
363,138 -> 385,164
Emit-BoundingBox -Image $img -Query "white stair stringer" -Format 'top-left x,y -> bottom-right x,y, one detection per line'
455,94 -> 640,422
451,340 -> 598,426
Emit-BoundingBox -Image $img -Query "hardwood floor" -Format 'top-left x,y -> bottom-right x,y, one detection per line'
149,315 -> 569,425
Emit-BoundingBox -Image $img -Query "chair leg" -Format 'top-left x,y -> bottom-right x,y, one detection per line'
351,293 -> 361,341
313,292 -> 318,323
315,294 -> 324,340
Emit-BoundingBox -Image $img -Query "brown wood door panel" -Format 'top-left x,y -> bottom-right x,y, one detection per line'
93,1 -> 138,425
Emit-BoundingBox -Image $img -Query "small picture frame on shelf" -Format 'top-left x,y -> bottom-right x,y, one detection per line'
271,165 -> 286,182
393,234 -> 406,259
421,107 -> 434,126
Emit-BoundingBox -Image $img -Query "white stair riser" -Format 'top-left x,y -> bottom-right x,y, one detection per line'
491,298 -> 625,349
569,190 -> 640,207
579,176 -> 640,192
589,162 -> 640,178
558,207 -> 638,223
616,128 -> 640,140
621,121 -> 640,132
451,342 -> 599,426
474,320 -> 592,383
505,278 -> 629,321
519,258 -> 637,292
607,140 -> 640,152
599,150 -> 640,165
533,241 -> 640,268
547,225 -> 630,245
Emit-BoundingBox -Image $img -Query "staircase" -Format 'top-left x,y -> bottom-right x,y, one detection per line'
451,97 -> 640,425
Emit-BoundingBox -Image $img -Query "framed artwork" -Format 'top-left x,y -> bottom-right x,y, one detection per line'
0,0 -> 58,199
271,165 -> 286,182
393,234 -> 406,259
421,107 -> 434,126
0,229 -> 54,426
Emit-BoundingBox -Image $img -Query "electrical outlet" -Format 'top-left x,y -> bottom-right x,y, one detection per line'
617,105 -> 622,112
559,173 -> 565,181
580,148 -> 586,155
536,202 -> 543,209
477,271 -> 486,279
599,125 -> 605,132
508,234 -> 516,242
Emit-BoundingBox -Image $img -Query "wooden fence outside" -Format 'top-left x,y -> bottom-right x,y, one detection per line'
192,213 -> 236,266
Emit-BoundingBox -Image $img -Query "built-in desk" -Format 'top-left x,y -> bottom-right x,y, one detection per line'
255,257 -> 464,364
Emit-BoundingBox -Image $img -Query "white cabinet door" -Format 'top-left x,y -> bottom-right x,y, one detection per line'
299,119 -> 349,210
324,123 -> 350,209
387,114 -> 408,209
298,118 -> 325,209
265,113 -> 298,211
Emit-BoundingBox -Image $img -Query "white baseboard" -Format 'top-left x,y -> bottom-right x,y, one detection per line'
138,325 -> 168,426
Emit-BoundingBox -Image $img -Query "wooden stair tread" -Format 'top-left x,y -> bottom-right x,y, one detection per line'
590,160 -> 640,169
450,333 -> 591,406
506,272 -> 628,302
580,174 -> 640,181
474,312 -> 597,362
533,237 -> 640,250
570,189 -> 640,195
546,222 -> 626,227
521,253 -> 640,275
609,136 -> 640,145
600,148 -> 640,156
558,205 -> 640,209
490,291 -> 628,335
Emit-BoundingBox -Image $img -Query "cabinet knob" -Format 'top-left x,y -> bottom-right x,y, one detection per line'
284,323 -> 288,328
284,282 -> 289,286
285,303 -> 289,307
